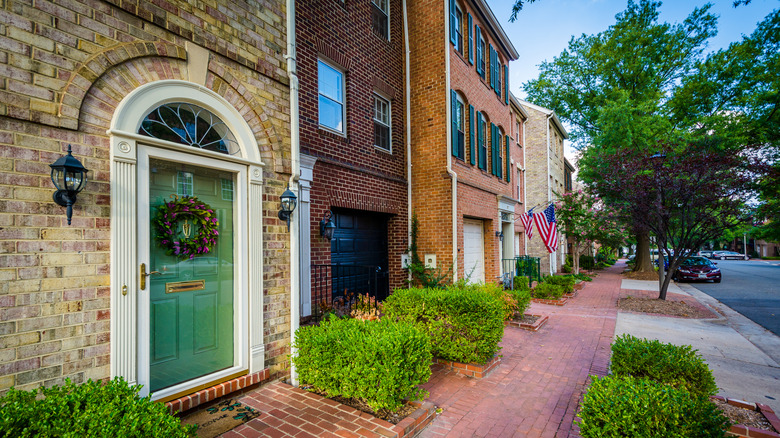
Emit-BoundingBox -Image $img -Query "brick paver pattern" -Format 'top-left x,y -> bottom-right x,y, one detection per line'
219,265 -> 624,437
418,265 -> 623,438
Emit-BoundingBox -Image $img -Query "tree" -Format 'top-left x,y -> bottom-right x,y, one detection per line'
591,140 -> 755,299
670,9 -> 780,244
556,190 -> 626,274
523,0 -> 718,273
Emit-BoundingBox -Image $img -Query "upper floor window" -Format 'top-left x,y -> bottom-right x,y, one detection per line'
454,6 -> 463,54
139,102 -> 239,155
374,94 -> 391,152
515,120 -> 522,146
318,59 -> 345,134
451,91 -> 465,160
371,0 -> 389,40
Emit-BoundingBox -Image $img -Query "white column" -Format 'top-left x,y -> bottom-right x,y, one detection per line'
249,166 -> 265,372
298,155 -> 317,317
110,139 -> 138,384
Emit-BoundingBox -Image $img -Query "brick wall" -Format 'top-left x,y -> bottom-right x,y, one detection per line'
0,0 -> 291,393
409,0 -> 517,282
522,103 -> 566,274
296,0 -> 408,291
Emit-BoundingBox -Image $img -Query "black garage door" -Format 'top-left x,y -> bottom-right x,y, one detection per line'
330,209 -> 389,301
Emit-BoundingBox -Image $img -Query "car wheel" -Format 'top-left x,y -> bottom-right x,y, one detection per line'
714,278 -> 721,283
720,256 -> 726,260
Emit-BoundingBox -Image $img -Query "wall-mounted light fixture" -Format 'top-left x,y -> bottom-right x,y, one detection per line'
50,145 -> 88,225
278,187 -> 297,231
495,231 -> 504,241
319,210 -> 336,241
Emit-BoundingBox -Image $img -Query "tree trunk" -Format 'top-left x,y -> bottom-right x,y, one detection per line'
573,238 -> 580,275
632,231 -> 654,272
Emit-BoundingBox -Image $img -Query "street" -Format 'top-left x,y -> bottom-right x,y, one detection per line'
685,259 -> 780,337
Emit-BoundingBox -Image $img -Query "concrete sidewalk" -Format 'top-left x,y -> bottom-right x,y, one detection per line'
615,278 -> 780,413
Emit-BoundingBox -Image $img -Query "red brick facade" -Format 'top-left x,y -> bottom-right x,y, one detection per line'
296,0 -> 408,290
409,0 -> 520,283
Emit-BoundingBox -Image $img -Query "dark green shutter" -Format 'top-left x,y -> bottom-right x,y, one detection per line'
488,45 -> 494,89
467,14 -> 473,64
504,64 -> 509,104
449,0 -> 456,45
490,123 -> 495,175
477,112 -> 485,170
497,128 -> 502,179
451,90 -> 457,158
475,26 -> 482,75
469,105 -> 475,165
505,135 -> 511,182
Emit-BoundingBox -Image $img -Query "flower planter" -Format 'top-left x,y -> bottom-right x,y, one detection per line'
712,396 -> 780,438
531,297 -> 569,306
505,314 -> 549,332
433,355 -> 501,379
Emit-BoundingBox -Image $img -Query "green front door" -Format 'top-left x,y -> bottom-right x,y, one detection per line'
147,159 -> 235,392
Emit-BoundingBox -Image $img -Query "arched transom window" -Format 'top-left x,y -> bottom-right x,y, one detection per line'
139,102 -> 239,155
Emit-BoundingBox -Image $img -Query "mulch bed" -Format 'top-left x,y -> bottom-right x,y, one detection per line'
713,398 -> 778,434
622,270 -> 661,281
516,314 -> 540,325
618,296 -> 716,319
300,385 -> 416,424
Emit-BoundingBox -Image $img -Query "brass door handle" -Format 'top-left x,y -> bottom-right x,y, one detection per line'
139,263 -> 162,290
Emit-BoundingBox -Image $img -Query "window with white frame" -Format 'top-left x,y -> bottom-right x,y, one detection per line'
318,59 -> 345,134
451,92 -> 465,160
517,169 -> 521,199
371,0 -> 389,40
373,94 -> 391,151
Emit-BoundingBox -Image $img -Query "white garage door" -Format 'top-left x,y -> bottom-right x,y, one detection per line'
463,219 -> 485,283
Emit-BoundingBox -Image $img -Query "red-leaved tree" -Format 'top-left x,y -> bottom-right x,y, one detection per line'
590,140 -> 756,299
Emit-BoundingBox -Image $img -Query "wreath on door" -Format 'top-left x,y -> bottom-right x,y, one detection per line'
153,195 -> 219,260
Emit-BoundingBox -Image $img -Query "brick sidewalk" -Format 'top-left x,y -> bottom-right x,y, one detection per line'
217,264 -> 625,437
417,265 -> 624,438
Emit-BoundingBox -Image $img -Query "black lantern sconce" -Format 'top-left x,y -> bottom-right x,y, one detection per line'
495,231 -> 504,241
50,145 -> 89,226
319,210 -> 336,241
278,187 -> 297,231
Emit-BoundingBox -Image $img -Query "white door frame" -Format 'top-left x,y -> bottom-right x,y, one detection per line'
108,80 -> 265,399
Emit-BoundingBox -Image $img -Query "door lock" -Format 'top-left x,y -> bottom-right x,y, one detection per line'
139,263 -> 161,290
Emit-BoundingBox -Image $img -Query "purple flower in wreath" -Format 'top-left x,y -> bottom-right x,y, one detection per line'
153,195 -> 220,261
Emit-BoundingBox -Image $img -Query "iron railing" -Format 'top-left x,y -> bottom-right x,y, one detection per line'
501,256 -> 542,289
307,264 -> 389,325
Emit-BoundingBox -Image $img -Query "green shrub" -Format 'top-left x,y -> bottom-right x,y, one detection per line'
509,288 -> 532,316
569,273 -> 593,282
542,275 -> 575,293
532,282 -> 565,300
293,316 -> 431,413
384,286 -> 505,364
580,255 -> 596,270
578,375 -> 729,438
513,276 -> 530,291
609,335 -> 718,398
561,263 -> 572,273
0,378 -> 196,437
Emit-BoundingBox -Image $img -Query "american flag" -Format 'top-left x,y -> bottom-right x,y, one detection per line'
533,204 -> 558,253
520,210 -> 534,239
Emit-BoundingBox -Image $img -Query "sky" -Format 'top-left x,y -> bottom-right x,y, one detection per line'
483,0 -> 779,161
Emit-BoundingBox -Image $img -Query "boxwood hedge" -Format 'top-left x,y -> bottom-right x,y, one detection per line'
384,285 -> 505,364
292,316 -> 431,413
0,378 -> 196,437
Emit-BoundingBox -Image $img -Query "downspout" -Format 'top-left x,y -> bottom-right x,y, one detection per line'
522,118 -> 527,256
286,0 -> 301,386
403,0 -> 412,273
546,113 -> 552,275
444,0 -> 458,281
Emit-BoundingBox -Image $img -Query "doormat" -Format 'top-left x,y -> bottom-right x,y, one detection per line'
180,398 -> 260,438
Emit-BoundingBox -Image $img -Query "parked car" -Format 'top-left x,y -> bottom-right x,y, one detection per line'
698,250 -> 713,258
672,256 -> 722,283
711,251 -> 749,260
